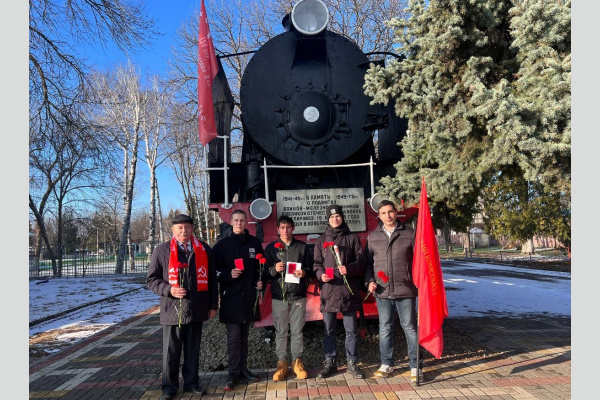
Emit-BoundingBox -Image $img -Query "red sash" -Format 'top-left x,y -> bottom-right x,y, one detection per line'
168,236 -> 209,292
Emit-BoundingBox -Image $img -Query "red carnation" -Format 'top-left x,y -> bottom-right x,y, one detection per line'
256,253 -> 263,260
377,271 -> 390,283
274,242 -> 284,249
364,270 -> 390,302
259,257 -> 266,264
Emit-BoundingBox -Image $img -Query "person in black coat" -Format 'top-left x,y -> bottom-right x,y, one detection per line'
146,214 -> 218,400
211,209 -> 264,390
263,215 -> 313,381
313,204 -> 366,379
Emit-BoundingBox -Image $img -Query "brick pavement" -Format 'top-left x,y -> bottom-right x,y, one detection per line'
29,308 -> 571,399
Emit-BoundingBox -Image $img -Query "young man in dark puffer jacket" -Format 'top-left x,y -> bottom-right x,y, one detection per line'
313,204 -> 366,379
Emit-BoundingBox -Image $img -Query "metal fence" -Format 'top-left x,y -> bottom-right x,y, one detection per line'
28,241 -> 161,278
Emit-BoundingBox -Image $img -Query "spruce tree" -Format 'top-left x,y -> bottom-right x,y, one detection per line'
364,0 -> 571,236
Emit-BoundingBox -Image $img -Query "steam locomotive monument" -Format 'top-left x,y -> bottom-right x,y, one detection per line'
206,0 -> 417,326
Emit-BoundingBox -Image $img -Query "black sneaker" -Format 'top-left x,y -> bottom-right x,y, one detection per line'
224,375 -> 239,390
346,360 -> 365,379
317,359 -> 337,378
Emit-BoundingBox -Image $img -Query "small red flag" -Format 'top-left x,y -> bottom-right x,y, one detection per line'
197,0 -> 219,146
412,177 -> 448,358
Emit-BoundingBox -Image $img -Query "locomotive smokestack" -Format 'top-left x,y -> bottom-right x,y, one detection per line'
282,13 -> 292,32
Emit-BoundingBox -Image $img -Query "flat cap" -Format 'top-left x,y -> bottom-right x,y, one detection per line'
171,214 -> 194,225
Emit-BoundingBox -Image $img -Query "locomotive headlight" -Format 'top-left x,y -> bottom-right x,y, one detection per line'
369,193 -> 390,213
249,198 -> 273,221
291,0 -> 328,35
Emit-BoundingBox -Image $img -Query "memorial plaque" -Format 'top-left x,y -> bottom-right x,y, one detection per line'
276,188 -> 366,234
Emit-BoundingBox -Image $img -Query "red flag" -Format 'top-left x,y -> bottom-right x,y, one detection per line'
412,177 -> 448,358
197,0 -> 219,146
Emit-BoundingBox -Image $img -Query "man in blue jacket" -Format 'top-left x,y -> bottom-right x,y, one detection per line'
212,209 -> 264,390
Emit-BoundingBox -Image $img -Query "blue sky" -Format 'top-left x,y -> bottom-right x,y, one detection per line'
84,0 -> 199,77
82,1 -> 205,212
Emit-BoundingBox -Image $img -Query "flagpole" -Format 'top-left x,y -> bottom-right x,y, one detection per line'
412,176 -> 449,385
416,297 -> 421,386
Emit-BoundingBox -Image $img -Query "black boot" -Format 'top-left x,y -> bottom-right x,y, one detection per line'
346,360 -> 365,379
317,359 -> 337,378
240,369 -> 259,382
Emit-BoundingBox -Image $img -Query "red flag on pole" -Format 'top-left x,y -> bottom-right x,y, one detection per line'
412,177 -> 448,359
197,0 -> 219,146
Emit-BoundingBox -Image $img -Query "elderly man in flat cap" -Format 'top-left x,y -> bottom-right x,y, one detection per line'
147,214 -> 218,400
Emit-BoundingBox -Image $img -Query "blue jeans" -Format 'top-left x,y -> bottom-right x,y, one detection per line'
376,297 -> 420,369
322,311 -> 358,362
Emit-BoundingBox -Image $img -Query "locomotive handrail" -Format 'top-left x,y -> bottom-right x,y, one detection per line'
217,50 -> 257,59
203,135 -> 233,209
364,51 -> 404,60
261,157 -> 376,204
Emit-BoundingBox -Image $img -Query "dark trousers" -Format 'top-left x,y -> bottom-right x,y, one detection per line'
225,322 -> 251,378
323,311 -> 358,362
162,322 -> 203,394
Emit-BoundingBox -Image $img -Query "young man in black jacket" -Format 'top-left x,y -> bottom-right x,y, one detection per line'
212,209 -> 264,390
146,214 -> 218,400
364,200 -> 422,382
264,215 -> 313,381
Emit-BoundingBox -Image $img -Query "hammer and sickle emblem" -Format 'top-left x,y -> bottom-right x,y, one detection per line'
198,266 -> 207,277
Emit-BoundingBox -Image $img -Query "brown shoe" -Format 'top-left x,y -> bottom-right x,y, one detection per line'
272,360 -> 288,381
293,358 -> 308,379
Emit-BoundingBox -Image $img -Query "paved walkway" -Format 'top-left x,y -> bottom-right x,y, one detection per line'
29,308 -> 571,399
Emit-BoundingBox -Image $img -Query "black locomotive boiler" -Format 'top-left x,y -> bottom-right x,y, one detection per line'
207,0 -> 411,246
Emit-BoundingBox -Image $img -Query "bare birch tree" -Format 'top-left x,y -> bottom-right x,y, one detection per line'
163,103 -> 209,240
88,62 -> 150,273
140,77 -> 173,253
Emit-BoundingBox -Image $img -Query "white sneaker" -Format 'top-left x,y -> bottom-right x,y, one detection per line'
410,368 -> 424,382
374,364 -> 394,378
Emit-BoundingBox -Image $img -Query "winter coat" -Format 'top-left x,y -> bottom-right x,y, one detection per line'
264,238 -> 313,301
364,220 -> 418,299
313,223 -> 365,313
212,229 -> 264,324
146,239 -> 219,325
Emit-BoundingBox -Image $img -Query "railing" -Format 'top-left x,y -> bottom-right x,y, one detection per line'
28,241 -> 162,278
